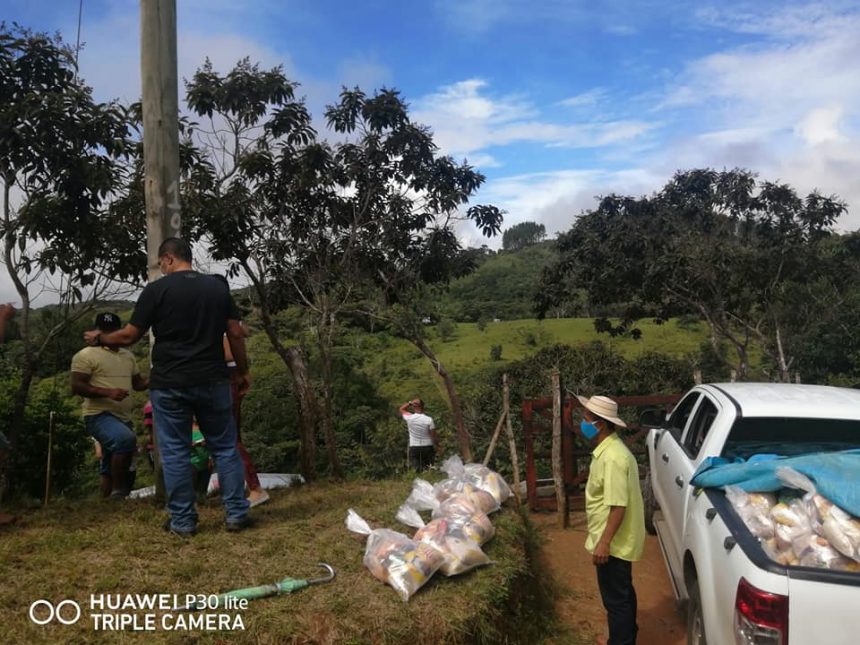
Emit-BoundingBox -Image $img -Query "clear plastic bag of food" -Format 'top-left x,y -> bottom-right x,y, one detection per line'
726,486 -> 775,539
396,505 -> 490,576
761,537 -> 797,566
405,478 -> 438,512
432,478 -> 499,514
441,455 -> 512,507
435,494 -> 495,545
793,534 -> 852,569
345,509 -> 443,601
464,463 -> 512,505
818,502 -> 860,562
404,480 -> 496,545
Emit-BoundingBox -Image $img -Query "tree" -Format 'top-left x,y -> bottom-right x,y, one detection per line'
502,221 -> 545,251
0,25 -> 135,475
537,168 -> 847,380
321,88 -> 503,460
184,65 -> 503,465
181,58 -> 324,479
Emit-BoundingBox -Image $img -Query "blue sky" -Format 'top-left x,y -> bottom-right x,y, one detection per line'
2,0 -> 860,263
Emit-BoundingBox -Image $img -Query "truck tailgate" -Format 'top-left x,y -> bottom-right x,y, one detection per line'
788,576 -> 860,644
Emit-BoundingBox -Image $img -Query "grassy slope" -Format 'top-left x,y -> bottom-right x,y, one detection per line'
0,481 -> 559,645
357,317 -> 708,404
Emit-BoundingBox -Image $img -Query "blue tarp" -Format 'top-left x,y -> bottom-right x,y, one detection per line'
690,449 -> 860,516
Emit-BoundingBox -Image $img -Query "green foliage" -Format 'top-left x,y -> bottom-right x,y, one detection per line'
439,243 -> 558,321
0,24 -> 141,464
502,221 -> 547,251
538,168 -> 850,380
437,318 -> 457,342
490,344 -> 503,361
0,377 -> 89,499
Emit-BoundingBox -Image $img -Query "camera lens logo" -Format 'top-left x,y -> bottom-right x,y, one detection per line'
28,599 -> 81,625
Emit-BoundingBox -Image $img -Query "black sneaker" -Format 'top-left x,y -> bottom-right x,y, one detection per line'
224,516 -> 254,533
162,517 -> 196,537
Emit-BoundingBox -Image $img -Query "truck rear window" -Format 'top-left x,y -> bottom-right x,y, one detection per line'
724,417 -> 860,459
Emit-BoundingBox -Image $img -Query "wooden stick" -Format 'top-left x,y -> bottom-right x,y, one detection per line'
44,411 -> 54,507
503,374 -> 522,506
482,409 -> 507,466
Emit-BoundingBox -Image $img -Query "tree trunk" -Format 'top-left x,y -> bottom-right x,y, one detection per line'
774,325 -> 791,382
408,334 -> 472,462
317,314 -> 343,479
2,189 -> 35,462
244,261 -> 318,480
256,308 -> 318,481
281,344 -> 318,481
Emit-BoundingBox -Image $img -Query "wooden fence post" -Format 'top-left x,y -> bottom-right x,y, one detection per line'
551,368 -> 568,527
503,374 -> 522,506
693,369 -> 702,385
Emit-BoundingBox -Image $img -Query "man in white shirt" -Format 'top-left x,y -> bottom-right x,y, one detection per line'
399,398 -> 439,471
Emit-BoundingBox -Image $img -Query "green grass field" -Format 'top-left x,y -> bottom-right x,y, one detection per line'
352,317 -> 708,404
0,480 -> 564,644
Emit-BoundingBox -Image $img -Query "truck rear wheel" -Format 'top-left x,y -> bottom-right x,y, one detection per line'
686,578 -> 707,645
643,471 -> 657,535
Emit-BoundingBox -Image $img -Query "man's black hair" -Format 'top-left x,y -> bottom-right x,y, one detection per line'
158,237 -> 193,263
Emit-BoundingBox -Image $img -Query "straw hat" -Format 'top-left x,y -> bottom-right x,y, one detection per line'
575,394 -> 627,428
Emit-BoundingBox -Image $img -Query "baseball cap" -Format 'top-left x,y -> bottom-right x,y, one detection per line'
94,312 -> 122,331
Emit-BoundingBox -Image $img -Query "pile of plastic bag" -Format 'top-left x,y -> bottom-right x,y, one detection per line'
346,456 -> 512,601
726,467 -> 860,572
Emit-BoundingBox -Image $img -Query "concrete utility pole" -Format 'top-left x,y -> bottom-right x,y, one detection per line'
140,0 -> 181,502
140,0 -> 181,282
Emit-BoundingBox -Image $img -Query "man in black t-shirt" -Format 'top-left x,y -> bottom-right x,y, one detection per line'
84,238 -> 251,535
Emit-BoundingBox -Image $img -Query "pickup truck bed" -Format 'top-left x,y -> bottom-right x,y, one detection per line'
646,383 -> 860,645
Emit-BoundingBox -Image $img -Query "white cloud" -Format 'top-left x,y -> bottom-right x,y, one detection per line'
653,3 -> 860,228
413,79 -> 655,161
456,167 -> 664,249
795,105 -> 845,144
558,88 -> 608,108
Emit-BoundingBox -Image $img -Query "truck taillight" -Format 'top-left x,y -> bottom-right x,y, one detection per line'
734,577 -> 788,645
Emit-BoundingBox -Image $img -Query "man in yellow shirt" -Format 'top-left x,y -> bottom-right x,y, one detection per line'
71,313 -> 148,498
577,394 -> 645,645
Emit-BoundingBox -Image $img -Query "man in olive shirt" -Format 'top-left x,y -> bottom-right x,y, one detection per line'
577,394 -> 645,645
72,312 -> 148,497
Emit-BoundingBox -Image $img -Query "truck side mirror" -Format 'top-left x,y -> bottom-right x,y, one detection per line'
639,409 -> 666,428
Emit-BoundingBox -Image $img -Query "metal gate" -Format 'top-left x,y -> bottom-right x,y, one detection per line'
523,393 -> 682,512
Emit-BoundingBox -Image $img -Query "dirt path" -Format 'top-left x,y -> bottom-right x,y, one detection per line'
534,511 -> 685,645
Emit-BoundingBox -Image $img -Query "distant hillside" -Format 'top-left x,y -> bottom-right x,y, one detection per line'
437,242 -> 557,321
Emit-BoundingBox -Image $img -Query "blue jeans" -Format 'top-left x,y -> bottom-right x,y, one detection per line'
150,383 -> 248,531
85,413 -> 136,476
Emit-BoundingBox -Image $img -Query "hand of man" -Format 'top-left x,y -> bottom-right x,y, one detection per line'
106,388 -> 129,401
592,541 -> 611,566
83,330 -> 100,346
0,303 -> 15,321
236,373 -> 252,398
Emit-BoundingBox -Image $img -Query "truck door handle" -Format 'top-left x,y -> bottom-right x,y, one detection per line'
674,476 -> 684,488
661,453 -> 669,463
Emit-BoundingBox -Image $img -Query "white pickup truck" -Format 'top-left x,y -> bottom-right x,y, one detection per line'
644,383 -> 860,645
